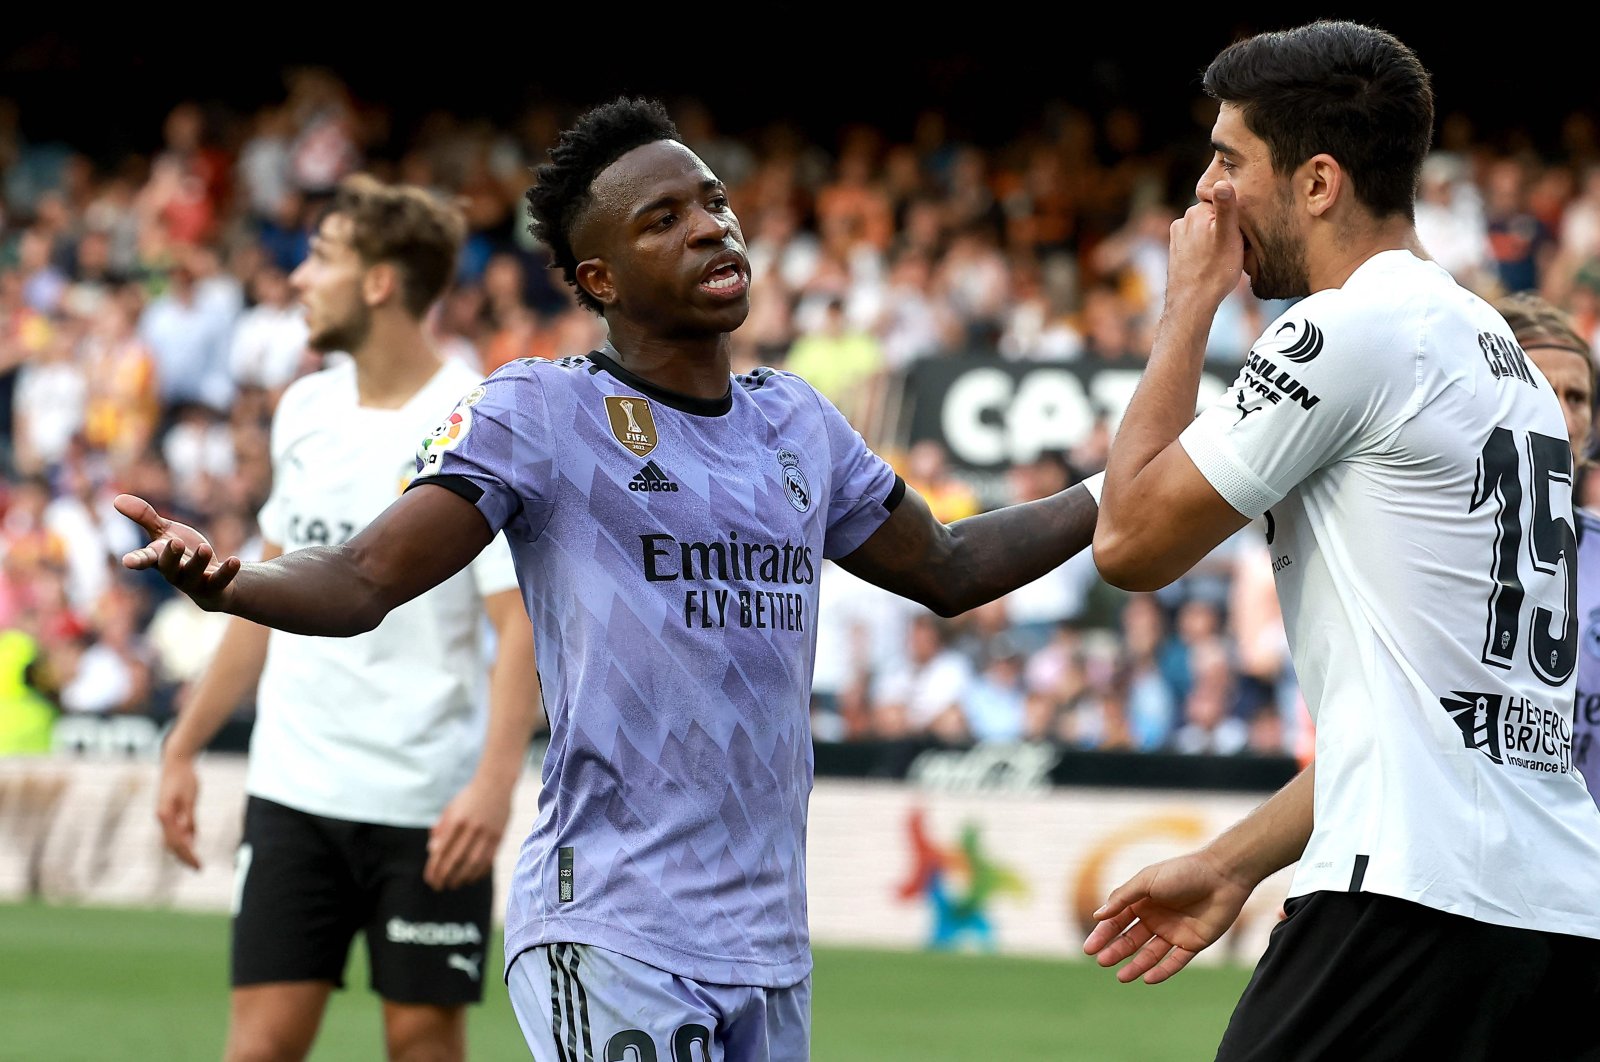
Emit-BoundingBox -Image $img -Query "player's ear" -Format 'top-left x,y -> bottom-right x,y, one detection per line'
576,258 -> 616,307
1304,154 -> 1341,218
363,261 -> 400,308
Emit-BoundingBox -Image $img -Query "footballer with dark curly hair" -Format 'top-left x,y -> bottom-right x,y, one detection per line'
116,95 -> 1104,1060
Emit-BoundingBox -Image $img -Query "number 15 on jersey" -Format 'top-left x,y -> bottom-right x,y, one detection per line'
1472,427 -> 1578,686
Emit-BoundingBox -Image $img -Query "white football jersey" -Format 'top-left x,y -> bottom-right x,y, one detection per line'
1181,250 -> 1600,939
247,357 -> 519,827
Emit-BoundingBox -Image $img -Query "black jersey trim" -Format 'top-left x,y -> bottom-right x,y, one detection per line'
1348,853 -> 1370,892
587,345 -> 733,417
883,474 -> 907,513
405,473 -> 484,505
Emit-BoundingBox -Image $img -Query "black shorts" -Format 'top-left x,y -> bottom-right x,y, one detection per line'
231,796 -> 493,1007
1216,891 -> 1600,1062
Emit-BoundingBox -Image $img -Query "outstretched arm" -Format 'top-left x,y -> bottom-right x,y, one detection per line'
1084,763 -> 1315,984
835,475 -> 1100,617
117,484 -> 494,637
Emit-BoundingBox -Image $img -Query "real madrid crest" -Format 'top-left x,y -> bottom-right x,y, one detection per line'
777,449 -> 811,513
605,395 -> 659,457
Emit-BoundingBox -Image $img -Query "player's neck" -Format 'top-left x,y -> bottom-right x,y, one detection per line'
1309,219 -> 1425,292
349,313 -> 444,409
601,329 -> 733,402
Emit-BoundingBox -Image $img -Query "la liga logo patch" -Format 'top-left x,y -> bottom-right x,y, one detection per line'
415,385 -> 486,478
415,405 -> 473,478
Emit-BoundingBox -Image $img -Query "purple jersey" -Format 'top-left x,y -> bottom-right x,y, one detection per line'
1577,507 -> 1600,811
408,346 -> 902,987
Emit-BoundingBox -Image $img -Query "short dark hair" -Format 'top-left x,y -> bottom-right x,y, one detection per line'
328,174 -> 466,318
525,97 -> 681,315
1203,20 -> 1434,221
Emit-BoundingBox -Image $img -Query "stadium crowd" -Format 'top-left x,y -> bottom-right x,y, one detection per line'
2,68 -> 1599,760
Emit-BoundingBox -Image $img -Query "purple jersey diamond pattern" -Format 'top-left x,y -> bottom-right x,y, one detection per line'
408,348 -> 899,987
1576,508 -> 1600,810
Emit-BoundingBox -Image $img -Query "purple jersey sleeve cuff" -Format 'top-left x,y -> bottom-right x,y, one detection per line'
884,474 -> 906,513
405,473 -> 485,506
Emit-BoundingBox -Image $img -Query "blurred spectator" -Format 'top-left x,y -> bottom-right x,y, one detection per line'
429,283 -> 487,369
1561,162 -> 1600,261
875,250 -> 965,368
161,403 -> 235,514
1157,596 -> 1226,708
1077,281 -> 1145,364
1001,138 -> 1080,269
144,102 -> 228,248
63,228 -> 118,321
1244,703 -> 1287,757
1484,155 -> 1557,295
1546,161 -> 1600,306
57,582 -> 152,717
782,295 -> 885,429
940,145 -> 1005,238
81,291 -> 160,466
11,322 -> 86,475
83,168 -> 143,277
0,99 -> 76,217
814,126 -> 895,257
1000,451 -> 1102,653
934,222 -> 1010,348
871,613 -> 974,743
674,97 -> 757,195
138,253 -> 237,413
255,190 -> 312,274
229,264 -> 310,402
1089,200 -> 1176,322
285,68 -> 361,196
900,439 -> 980,524
1228,529 -> 1299,753
544,309 -> 607,365
45,453 -> 119,614
477,252 -> 546,373
1115,593 -> 1178,750
1414,151 -> 1494,294
1052,631 -> 1136,750
1171,639 -> 1248,755
1,474 -> 68,575
959,634 -> 1030,742
812,559 -> 920,743
237,105 -> 297,224
0,628 -> 56,754
744,201 -> 821,299
1207,274 -> 1297,365
17,225 -> 67,314
1068,406 -> 1113,476
479,300 -> 543,376
730,273 -> 794,374
996,256 -> 1084,362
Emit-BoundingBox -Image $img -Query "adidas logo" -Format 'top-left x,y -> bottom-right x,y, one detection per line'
629,461 -> 680,493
